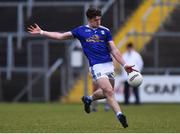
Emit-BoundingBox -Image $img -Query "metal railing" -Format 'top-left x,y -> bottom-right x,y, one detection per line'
13,58 -> 63,102
116,0 -> 180,73
0,38 -> 65,102
118,0 -> 179,49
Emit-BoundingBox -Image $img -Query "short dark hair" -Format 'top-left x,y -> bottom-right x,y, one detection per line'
86,7 -> 102,19
127,42 -> 133,48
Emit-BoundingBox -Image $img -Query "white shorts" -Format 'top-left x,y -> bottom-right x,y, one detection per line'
89,62 -> 115,81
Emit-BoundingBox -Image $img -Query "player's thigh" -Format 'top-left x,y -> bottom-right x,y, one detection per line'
93,78 -> 114,92
96,77 -> 113,92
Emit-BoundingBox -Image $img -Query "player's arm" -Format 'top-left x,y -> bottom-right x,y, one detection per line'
27,23 -> 73,40
108,41 -> 134,73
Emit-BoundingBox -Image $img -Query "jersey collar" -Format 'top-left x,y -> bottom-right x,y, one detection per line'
86,25 -> 99,30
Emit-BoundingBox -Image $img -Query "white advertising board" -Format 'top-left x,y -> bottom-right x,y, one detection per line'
114,75 -> 180,103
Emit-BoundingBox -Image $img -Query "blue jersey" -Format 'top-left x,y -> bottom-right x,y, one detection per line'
71,25 -> 113,66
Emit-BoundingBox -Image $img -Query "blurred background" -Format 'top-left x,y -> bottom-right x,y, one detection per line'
0,0 -> 180,103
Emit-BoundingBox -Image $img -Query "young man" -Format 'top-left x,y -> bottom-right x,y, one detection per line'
28,7 -> 135,128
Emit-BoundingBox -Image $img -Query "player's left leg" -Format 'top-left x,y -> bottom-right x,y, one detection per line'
96,77 -> 128,128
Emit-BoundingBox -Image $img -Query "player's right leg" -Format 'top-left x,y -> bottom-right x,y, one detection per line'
81,82 -> 106,113
81,96 -> 92,113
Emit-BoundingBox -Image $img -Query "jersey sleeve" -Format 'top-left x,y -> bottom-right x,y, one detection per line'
106,30 -> 113,42
71,27 -> 80,39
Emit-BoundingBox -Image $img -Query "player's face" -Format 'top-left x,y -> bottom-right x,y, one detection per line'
89,16 -> 101,28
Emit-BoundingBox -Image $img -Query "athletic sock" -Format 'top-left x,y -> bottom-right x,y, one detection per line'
88,96 -> 93,101
116,111 -> 123,117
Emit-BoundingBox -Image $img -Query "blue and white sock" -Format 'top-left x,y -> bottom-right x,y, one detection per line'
88,96 -> 93,101
116,112 -> 123,117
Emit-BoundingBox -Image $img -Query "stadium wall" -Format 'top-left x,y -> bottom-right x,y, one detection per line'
115,75 -> 180,103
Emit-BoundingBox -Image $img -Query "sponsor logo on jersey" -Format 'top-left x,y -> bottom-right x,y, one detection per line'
86,35 -> 104,43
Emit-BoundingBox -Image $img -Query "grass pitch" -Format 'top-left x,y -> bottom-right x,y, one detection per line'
0,103 -> 179,133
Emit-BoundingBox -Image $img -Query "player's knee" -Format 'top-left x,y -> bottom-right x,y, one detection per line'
105,89 -> 114,98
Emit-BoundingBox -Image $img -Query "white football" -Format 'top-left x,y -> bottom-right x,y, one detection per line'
128,71 -> 143,87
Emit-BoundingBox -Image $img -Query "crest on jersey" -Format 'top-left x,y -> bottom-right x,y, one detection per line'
86,34 -> 104,43
101,30 -> 105,35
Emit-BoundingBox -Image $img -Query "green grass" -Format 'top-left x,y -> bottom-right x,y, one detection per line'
0,103 -> 179,133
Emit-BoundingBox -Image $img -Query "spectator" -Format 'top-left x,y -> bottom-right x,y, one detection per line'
121,43 -> 144,105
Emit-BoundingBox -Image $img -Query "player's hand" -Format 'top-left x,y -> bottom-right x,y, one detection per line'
124,64 -> 138,74
27,23 -> 42,34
